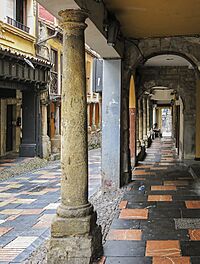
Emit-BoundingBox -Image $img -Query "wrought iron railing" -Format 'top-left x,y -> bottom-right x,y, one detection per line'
7,16 -> 30,33
50,71 -> 58,94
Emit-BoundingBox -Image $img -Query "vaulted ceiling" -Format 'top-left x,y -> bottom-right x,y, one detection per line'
104,0 -> 200,38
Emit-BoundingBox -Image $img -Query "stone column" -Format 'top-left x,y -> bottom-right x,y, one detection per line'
102,59 -> 122,188
41,101 -> 51,159
87,103 -> 91,131
92,103 -> 96,130
143,97 -> 147,146
153,105 -> 157,125
138,98 -> 143,145
48,9 -> 102,264
136,106 -> 140,155
147,97 -> 150,134
98,98 -> 102,129
51,102 -> 61,154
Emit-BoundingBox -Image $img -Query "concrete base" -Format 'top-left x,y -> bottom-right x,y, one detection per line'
48,204 -> 102,264
41,135 -> 51,159
48,213 -> 102,264
48,231 -> 102,264
51,135 -> 61,154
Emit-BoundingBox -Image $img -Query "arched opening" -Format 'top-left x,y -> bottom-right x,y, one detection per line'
133,53 -> 196,162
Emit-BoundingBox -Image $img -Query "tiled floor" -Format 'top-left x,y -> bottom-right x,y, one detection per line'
0,148 -> 101,263
0,154 -> 33,173
102,138 -> 200,264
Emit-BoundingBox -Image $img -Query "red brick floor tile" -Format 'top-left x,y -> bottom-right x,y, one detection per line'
148,195 -> 172,202
0,227 -> 13,236
151,186 -> 177,191
164,180 -> 189,186
133,170 -> 151,176
119,201 -> 128,209
152,257 -> 190,264
107,229 -> 142,240
119,209 -> 148,219
189,229 -> 200,240
146,240 -> 181,256
185,201 -> 200,209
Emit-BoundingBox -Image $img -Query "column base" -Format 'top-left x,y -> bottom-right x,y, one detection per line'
48,228 -> 102,264
48,204 -> 103,264
19,143 -> 37,157
41,135 -> 51,159
51,134 -> 61,154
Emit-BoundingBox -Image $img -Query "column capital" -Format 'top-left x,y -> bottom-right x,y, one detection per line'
59,9 -> 89,30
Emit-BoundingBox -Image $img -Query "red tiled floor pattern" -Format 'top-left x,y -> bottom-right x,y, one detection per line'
152,257 -> 190,264
148,195 -> 173,202
146,240 -> 181,257
119,208 -> 148,219
189,229 -> 200,240
185,201 -> 200,209
107,229 -> 142,240
102,138 -> 200,263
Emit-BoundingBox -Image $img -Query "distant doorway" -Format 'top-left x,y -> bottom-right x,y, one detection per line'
6,105 -> 13,152
161,108 -> 172,137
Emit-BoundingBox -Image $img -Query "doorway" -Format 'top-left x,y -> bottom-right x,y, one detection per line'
161,108 -> 172,137
6,105 -> 13,152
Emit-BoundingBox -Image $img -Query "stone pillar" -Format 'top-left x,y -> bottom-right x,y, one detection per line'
147,97 -> 150,135
41,102 -> 51,159
143,97 -> 147,146
87,103 -> 91,131
92,103 -> 96,130
153,105 -> 157,126
48,9 -> 102,264
102,59 -> 122,188
129,108 -> 136,166
98,99 -> 102,129
136,107 -> 141,155
138,98 -> 143,145
51,102 -> 61,154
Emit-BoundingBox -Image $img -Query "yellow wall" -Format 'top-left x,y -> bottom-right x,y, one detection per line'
196,79 -> 200,158
0,21 -> 36,55
129,75 -> 136,108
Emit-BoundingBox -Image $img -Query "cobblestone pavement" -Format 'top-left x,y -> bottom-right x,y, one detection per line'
101,138 -> 200,264
0,149 -> 101,263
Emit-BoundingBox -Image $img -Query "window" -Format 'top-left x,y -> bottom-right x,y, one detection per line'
7,0 -> 29,33
51,48 -> 58,73
50,48 -> 58,94
16,0 -> 26,24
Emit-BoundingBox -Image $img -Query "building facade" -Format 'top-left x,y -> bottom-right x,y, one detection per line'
37,3 -> 102,158
0,0 -> 50,158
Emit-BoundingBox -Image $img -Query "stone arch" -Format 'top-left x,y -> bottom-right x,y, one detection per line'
135,67 -> 196,159
125,37 -> 200,72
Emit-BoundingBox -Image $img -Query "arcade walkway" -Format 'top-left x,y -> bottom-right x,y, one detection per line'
102,138 -> 200,264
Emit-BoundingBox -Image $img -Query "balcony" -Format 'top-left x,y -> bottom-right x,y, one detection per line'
7,16 -> 30,33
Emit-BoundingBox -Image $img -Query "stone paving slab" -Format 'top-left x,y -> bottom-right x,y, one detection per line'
0,149 -> 101,263
100,138 -> 200,264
